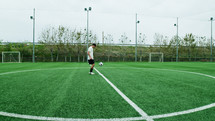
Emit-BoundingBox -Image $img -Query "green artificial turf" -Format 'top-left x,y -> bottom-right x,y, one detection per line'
0,62 -> 215,121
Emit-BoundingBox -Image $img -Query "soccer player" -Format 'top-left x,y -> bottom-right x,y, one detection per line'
88,44 -> 96,75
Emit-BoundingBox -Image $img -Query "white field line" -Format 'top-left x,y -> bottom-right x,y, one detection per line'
100,67 -> 215,79
0,112 -> 144,121
94,68 -> 153,121
99,67 -> 215,119
0,67 -> 215,120
203,63 -> 215,64
0,67 -> 88,76
0,67 -> 146,121
0,69 -> 43,76
150,103 -> 215,119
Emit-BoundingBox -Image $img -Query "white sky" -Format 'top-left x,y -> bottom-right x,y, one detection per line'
0,0 -> 215,44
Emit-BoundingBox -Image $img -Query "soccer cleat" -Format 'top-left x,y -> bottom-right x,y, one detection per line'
89,72 -> 95,75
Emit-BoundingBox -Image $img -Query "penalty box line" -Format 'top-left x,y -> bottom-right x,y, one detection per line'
94,68 -> 153,121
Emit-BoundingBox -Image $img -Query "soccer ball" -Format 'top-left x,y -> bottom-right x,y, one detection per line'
99,62 -> 103,66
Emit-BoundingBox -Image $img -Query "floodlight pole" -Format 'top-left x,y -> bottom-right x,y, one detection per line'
85,7 -> 92,60
210,17 -> 214,62
30,8 -> 36,63
174,17 -> 179,62
1,52 -> 3,63
135,13 -> 140,62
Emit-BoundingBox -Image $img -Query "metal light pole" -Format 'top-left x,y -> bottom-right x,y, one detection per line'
135,13 -> 140,62
30,8 -> 36,63
85,7 -> 92,59
210,17 -> 214,62
174,17 -> 179,62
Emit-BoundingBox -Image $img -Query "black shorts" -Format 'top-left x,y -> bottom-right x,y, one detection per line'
88,59 -> 95,64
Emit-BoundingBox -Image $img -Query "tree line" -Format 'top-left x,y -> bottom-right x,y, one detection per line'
0,26 -> 214,62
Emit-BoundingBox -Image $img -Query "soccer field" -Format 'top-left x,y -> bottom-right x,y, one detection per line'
0,62 -> 215,121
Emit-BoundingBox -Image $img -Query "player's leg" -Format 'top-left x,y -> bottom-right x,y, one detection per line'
89,60 -> 95,75
90,64 -> 95,72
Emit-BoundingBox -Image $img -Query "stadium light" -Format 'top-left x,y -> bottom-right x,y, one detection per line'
135,13 -> 140,62
85,7 -> 92,60
174,17 -> 179,62
210,17 -> 214,62
30,8 -> 36,63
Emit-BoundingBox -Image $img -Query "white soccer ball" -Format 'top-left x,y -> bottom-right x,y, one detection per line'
99,62 -> 103,66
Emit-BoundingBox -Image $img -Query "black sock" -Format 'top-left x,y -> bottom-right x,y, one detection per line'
90,68 -> 93,72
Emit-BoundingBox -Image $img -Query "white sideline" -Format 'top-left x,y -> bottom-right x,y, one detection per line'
94,68 -> 153,121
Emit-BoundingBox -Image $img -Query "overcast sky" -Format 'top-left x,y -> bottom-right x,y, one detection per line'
0,0 -> 215,44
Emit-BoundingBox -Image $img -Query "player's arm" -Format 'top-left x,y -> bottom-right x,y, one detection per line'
88,51 -> 92,60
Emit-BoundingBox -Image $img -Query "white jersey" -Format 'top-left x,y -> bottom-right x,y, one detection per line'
88,46 -> 94,60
